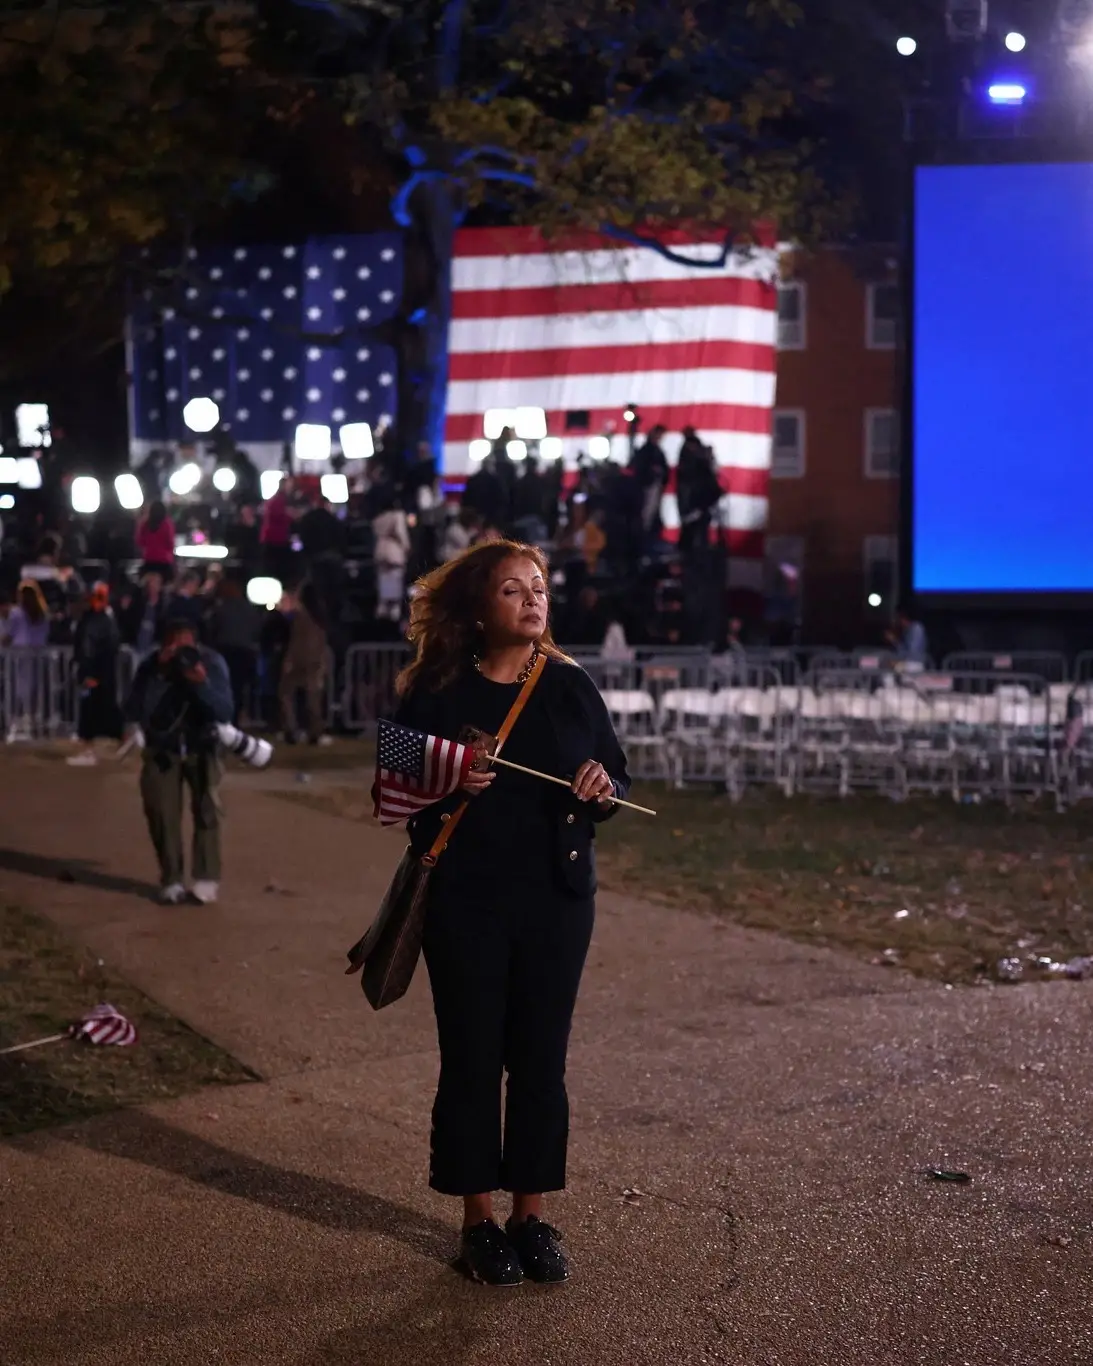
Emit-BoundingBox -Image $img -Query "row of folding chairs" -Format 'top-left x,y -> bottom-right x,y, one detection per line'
600,673 -> 1093,804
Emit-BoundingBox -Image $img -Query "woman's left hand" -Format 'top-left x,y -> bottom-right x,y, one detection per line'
573,759 -> 615,806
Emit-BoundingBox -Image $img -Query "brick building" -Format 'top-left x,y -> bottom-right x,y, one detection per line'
768,247 -> 903,645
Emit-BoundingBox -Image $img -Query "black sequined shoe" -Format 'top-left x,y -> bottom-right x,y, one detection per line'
505,1215 -> 570,1284
459,1219 -> 525,1287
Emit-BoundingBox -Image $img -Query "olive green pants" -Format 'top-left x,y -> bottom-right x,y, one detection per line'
140,751 -> 222,887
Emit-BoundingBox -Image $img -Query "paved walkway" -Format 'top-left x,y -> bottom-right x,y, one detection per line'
1,753 -> 1092,1365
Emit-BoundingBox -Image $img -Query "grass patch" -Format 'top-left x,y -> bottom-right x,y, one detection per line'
0,905 -> 255,1136
273,784 -> 1093,985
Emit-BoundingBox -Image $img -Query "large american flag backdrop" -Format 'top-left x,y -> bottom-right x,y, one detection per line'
445,227 -> 779,587
128,235 -> 403,465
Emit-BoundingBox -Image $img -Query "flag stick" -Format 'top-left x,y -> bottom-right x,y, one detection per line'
486,755 -> 657,816
0,1033 -> 67,1056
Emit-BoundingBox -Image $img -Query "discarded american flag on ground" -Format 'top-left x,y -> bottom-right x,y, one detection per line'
373,719 -> 474,825
0,1003 -> 138,1056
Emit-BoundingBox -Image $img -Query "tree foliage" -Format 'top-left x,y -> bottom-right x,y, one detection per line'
0,2 -> 267,294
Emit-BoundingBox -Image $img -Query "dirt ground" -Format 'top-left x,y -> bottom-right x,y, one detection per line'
2,750 -> 1093,1366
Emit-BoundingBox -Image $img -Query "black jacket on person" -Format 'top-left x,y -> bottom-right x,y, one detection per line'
73,608 -> 120,685
393,656 -> 630,899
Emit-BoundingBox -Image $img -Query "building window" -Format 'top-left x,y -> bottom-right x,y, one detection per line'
866,282 -> 900,350
863,535 -> 899,611
864,408 -> 900,478
777,282 -> 806,350
771,409 -> 805,478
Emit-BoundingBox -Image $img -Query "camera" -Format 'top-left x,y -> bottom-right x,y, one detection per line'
166,643 -> 203,684
216,723 -> 274,769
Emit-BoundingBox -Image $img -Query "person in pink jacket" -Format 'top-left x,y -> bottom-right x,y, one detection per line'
135,501 -> 176,577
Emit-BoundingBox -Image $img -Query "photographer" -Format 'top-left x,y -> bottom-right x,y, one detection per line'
124,619 -> 234,905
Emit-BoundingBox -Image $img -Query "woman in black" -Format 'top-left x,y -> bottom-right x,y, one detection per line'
394,540 -> 630,1287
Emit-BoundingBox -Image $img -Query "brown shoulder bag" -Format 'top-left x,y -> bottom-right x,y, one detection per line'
345,652 -> 546,1010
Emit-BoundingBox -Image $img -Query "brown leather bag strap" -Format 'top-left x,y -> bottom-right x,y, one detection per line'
423,651 -> 547,865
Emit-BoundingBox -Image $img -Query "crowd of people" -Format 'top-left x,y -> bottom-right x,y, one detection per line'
0,420 -> 828,749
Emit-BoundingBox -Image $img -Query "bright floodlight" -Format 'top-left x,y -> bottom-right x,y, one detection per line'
168,462 -> 201,497
988,82 -> 1027,103
182,396 -> 220,433
114,473 -> 144,510
539,437 -> 563,460
174,542 -> 229,560
896,36 -> 917,56
17,457 -> 42,490
514,406 -> 547,440
321,473 -> 349,504
468,439 -> 491,462
247,576 -> 283,609
0,456 -> 18,483
71,476 -> 101,514
339,422 -> 374,459
15,402 -> 50,448
483,408 -> 517,440
260,469 -> 284,500
1005,32 -> 1026,52
868,592 -> 882,608
212,466 -> 237,493
506,439 -> 528,462
0,494 -> 13,509
294,423 -> 331,461
587,435 -> 611,460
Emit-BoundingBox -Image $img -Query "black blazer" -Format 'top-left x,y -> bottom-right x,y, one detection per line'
393,656 -> 631,897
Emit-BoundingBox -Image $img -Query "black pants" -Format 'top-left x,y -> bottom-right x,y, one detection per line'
77,680 -> 122,742
422,881 -> 595,1196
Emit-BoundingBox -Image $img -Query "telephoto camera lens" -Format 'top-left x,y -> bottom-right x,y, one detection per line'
216,723 -> 274,769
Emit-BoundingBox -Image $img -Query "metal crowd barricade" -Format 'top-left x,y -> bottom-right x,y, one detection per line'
1,646 -> 77,741
942,651 -> 1068,685
341,642 -> 412,732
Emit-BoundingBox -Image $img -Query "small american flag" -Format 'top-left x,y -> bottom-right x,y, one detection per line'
374,720 -> 474,826
70,1004 -> 138,1047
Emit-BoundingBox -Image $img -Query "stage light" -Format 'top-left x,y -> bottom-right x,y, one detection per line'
260,469 -> 284,500
0,494 -> 13,510
212,466 -> 237,493
0,457 -> 18,483
988,82 -> 1027,103
514,407 -> 547,440
71,476 -> 101,514
247,576 -> 283,609
17,457 -> 42,489
15,402 -> 50,447
506,439 -> 528,462
623,406 -> 637,423
174,542 -> 229,560
483,408 -> 517,440
587,435 -> 611,460
1005,32 -> 1026,52
339,422 -> 374,459
539,437 -> 563,460
182,396 -> 220,433
114,473 -> 144,510
868,592 -> 883,608
468,439 -> 491,462
294,423 -> 331,461
168,462 -> 201,496
896,36 -> 917,56
321,472 -> 349,504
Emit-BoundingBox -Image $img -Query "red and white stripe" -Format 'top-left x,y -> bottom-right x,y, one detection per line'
70,1003 -> 138,1047
375,732 -> 472,825
445,226 -> 779,587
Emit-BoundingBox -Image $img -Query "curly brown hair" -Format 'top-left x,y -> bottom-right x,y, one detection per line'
396,540 -> 569,696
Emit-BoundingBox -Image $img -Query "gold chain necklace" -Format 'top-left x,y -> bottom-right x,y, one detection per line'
474,646 -> 539,684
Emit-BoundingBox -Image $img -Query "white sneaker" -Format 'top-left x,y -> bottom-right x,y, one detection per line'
191,880 -> 219,905
159,883 -> 186,905
66,751 -> 98,767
